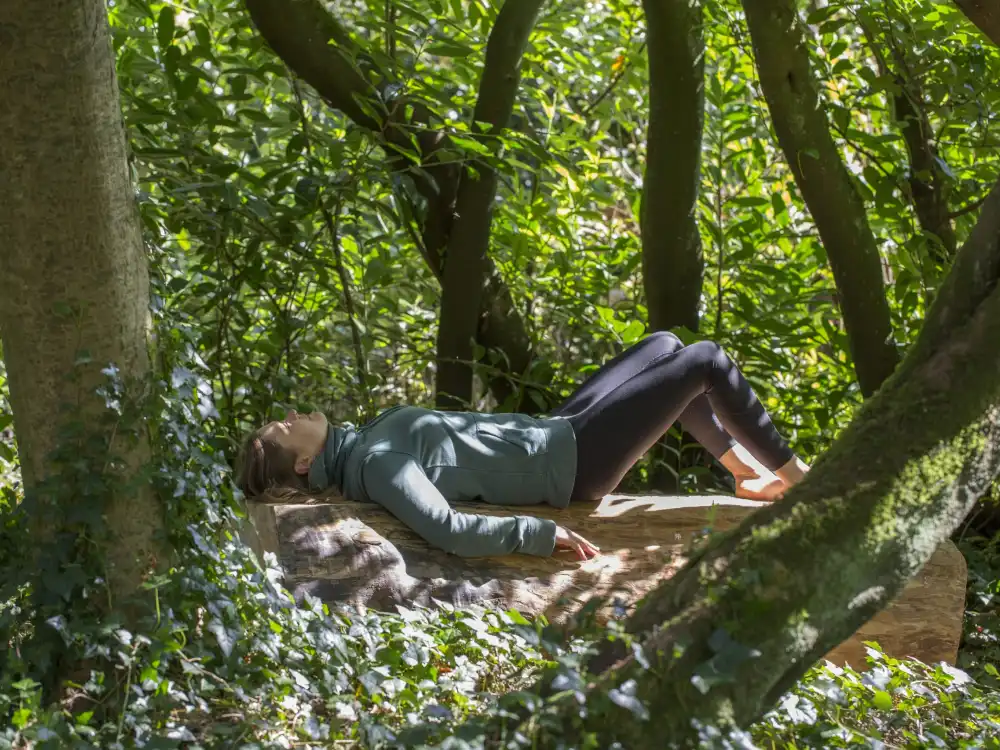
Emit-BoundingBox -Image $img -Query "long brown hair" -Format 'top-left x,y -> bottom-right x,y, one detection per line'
236,429 -> 342,506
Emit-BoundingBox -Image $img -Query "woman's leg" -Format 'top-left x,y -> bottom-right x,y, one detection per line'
551,332 -> 739,460
566,340 -> 796,502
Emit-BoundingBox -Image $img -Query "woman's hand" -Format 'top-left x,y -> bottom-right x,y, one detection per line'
555,525 -> 601,560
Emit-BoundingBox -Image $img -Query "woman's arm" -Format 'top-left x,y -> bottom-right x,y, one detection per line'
360,452 -> 557,557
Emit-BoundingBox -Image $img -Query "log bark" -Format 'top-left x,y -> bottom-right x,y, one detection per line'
434,0 -> 547,409
248,496 -> 966,672
640,0 -> 706,335
0,0 -> 165,601
243,0 -> 544,410
742,0 -> 900,397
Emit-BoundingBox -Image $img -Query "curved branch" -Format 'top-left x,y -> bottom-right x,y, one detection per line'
243,0 -> 546,409
741,0 -> 900,397
244,0 -> 382,130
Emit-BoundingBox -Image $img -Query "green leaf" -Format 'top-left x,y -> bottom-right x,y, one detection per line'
426,41 -> 475,58
872,690 -> 893,711
621,319 -> 645,344
504,609 -> 531,625
157,6 -> 176,49
771,192 -> 786,216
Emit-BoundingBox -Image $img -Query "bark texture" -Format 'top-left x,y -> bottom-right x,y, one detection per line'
639,0 -> 708,492
434,0 -> 547,408
640,0 -> 706,334
0,0 -> 164,598
894,80 -> 956,265
743,0 -> 899,396
248,496 -> 966,671
244,0 -> 544,411
952,0 -> 1000,46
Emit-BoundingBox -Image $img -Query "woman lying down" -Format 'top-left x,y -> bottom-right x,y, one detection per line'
237,333 -> 810,561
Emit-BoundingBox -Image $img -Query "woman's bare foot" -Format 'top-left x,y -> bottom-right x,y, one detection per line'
776,456 -> 810,487
720,445 -> 809,502
734,471 -> 786,501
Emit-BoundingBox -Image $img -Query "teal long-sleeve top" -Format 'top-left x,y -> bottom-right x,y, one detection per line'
306,406 -> 578,558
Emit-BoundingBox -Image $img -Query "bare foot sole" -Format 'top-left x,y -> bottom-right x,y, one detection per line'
734,473 -> 786,501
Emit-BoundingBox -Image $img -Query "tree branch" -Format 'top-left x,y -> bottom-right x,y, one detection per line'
434,0 -> 548,408
243,0 -> 546,409
952,0 -> 1000,47
741,0 -> 900,397
909,174 -> 1000,367
864,13 -> 957,269
244,0 -> 383,130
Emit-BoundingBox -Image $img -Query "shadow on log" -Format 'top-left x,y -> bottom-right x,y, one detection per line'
243,494 -> 966,670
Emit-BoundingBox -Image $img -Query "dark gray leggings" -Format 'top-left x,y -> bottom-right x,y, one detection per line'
550,332 -> 795,501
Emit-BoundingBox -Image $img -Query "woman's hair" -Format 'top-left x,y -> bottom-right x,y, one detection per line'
236,429 -> 341,506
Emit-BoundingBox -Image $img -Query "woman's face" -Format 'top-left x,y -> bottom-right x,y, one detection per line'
260,410 -> 329,475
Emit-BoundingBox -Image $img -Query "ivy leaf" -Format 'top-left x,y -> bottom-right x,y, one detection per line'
207,619 -> 235,657
872,690 -> 893,711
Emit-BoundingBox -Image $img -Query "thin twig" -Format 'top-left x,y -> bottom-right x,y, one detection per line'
949,192 -> 990,219
583,42 -> 646,117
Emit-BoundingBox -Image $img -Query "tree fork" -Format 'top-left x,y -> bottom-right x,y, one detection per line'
243,0 -> 546,410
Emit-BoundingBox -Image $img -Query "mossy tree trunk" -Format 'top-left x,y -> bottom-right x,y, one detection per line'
526,177 -> 1000,745
244,0 -> 545,411
742,0 -> 900,397
0,0 -> 165,606
639,0 -> 708,492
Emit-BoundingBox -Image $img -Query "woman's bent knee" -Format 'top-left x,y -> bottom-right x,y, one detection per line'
644,330 -> 684,355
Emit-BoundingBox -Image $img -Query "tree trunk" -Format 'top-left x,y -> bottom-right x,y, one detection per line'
640,0 -> 708,492
434,0 -> 547,409
742,0 -> 900,397
640,0 -> 706,335
892,78 -> 956,269
244,0 -> 546,411
0,0 -> 165,603
952,0 -> 1000,46
864,22 -> 958,275
528,178 -> 1000,746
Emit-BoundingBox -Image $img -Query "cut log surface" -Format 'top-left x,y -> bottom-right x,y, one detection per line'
245,494 -> 967,670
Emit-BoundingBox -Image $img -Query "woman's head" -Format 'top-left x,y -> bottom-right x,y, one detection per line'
236,410 -> 329,500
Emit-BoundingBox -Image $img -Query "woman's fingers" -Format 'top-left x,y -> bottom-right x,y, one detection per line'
555,525 -> 601,560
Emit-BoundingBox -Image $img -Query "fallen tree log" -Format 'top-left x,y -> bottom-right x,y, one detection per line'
243,494 -> 966,670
